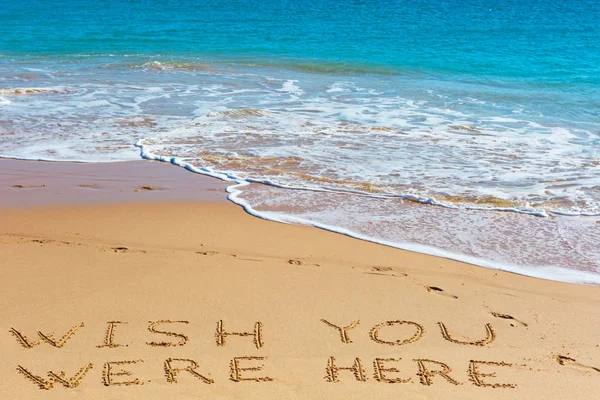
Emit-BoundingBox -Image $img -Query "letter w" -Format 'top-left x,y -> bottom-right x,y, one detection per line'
17,364 -> 93,390
9,323 -> 84,348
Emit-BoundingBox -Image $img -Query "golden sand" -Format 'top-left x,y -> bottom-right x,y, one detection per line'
1,159 -> 599,399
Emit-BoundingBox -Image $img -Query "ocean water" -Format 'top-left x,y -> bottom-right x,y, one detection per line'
1,0 -> 599,283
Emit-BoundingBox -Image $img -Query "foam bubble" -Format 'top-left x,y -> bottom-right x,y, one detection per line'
279,80 -> 304,96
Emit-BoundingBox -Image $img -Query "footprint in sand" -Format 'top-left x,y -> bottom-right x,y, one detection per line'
9,184 -> 46,189
109,246 -> 146,254
491,312 -> 528,327
197,251 -> 218,256
425,286 -> 458,299
77,183 -> 102,189
134,185 -> 162,192
287,259 -> 321,267
364,266 -> 407,277
555,355 -> 600,374
197,251 -> 243,259
30,238 -> 71,246
373,266 -> 393,272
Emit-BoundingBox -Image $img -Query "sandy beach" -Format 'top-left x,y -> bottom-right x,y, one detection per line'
1,158 -> 599,400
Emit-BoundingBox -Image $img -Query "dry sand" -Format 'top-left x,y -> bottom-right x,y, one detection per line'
1,159 -> 599,399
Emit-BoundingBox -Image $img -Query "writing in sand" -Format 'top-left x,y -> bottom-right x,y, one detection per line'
10,318 -> 523,390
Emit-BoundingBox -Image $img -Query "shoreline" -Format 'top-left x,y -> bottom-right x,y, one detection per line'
3,156 -> 600,286
2,158 -> 600,399
1,159 -> 600,399
128,150 -> 600,286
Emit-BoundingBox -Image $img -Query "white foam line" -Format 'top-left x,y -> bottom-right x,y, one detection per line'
135,139 -> 600,286
0,155 -> 130,163
135,141 -> 598,218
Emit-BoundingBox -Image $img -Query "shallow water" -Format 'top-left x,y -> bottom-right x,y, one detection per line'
1,0 -> 599,282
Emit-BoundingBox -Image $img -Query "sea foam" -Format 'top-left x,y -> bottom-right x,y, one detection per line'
1,56 -> 599,284
135,140 -> 600,286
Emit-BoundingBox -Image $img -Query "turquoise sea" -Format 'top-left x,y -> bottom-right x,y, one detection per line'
1,0 -> 599,283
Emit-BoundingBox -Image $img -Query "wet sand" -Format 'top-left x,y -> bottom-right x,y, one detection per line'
1,158 -> 599,399
0,158 -> 228,206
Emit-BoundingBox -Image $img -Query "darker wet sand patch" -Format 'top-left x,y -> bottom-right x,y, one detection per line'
449,125 -> 481,132
0,159 -> 229,207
